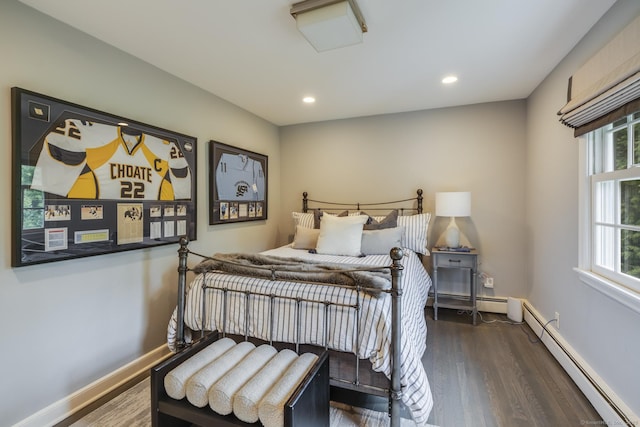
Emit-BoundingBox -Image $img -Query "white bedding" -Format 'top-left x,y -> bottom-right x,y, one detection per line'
166,245 -> 433,425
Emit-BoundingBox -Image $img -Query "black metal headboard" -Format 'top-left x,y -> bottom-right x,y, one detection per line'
302,189 -> 423,216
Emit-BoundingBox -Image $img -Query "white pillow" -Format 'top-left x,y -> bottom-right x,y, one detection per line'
361,227 -> 404,255
397,213 -> 432,255
291,211 -> 314,229
291,226 -> 320,250
315,215 -> 368,256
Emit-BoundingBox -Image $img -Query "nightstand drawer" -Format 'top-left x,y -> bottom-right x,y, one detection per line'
434,253 -> 475,269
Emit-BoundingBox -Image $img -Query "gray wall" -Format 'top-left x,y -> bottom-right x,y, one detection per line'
279,101 -> 528,299
526,0 -> 640,418
0,2 -> 280,425
4,0 -> 640,424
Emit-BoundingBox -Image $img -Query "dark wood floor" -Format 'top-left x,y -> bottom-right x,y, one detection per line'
58,307 -> 603,427
423,307 -> 602,427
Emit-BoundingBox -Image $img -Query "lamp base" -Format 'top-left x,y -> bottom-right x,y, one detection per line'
444,217 -> 460,248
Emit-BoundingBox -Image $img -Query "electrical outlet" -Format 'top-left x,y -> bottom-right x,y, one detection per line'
484,277 -> 494,288
555,311 -> 560,329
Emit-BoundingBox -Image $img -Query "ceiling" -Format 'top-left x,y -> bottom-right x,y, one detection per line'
20,0 -> 616,126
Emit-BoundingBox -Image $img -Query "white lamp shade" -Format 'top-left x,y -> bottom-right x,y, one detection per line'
435,192 -> 471,217
295,1 -> 363,52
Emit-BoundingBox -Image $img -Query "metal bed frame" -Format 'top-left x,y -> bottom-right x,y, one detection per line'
171,189 -> 424,426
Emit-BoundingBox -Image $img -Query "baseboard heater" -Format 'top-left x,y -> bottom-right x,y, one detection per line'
427,292 -> 507,305
522,301 -> 635,427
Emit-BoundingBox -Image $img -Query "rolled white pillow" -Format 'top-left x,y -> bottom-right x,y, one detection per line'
164,337 -> 236,400
258,353 -> 319,427
208,344 -> 278,415
232,349 -> 298,423
185,341 -> 255,407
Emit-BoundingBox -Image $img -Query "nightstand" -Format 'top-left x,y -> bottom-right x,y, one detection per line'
431,248 -> 478,325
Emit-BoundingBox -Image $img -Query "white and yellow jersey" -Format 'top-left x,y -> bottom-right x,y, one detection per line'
31,118 -> 192,200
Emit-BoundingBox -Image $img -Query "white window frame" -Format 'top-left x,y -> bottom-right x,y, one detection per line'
576,117 -> 640,315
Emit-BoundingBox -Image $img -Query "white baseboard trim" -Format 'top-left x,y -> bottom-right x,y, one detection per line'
522,300 -> 638,426
13,344 -> 172,427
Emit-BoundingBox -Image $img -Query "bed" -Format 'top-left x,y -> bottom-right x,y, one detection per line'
165,190 -> 434,426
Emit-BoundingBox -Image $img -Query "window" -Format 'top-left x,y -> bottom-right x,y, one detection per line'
588,111 -> 640,292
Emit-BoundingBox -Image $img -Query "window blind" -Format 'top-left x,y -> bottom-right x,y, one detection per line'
558,14 -> 640,136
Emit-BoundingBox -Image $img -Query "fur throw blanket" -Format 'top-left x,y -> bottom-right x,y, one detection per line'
192,253 -> 391,297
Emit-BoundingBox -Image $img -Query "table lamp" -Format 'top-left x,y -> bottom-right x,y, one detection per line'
436,191 -> 471,248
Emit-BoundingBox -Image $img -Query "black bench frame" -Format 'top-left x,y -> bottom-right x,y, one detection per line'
151,331 -> 330,427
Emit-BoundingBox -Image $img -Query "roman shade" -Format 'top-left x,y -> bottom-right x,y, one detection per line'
558,14 -> 640,136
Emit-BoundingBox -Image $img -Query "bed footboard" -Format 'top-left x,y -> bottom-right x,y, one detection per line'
172,238 -> 406,426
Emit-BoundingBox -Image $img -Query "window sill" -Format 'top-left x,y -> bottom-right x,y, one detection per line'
574,268 -> 640,315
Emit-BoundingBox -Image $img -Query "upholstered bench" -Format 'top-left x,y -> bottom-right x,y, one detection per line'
151,333 -> 329,427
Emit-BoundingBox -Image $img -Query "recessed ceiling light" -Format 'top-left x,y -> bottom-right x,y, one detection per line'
442,75 -> 458,84
303,96 -> 316,104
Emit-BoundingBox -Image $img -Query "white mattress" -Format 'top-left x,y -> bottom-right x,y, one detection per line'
166,245 -> 433,425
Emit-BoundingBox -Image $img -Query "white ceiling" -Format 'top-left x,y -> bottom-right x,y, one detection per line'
20,0 -> 616,126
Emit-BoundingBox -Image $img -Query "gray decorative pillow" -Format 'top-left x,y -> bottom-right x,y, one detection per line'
363,209 -> 398,230
313,209 -> 349,229
361,227 -> 404,255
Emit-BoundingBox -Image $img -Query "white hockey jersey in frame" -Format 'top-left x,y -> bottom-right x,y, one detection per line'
31,119 -> 192,200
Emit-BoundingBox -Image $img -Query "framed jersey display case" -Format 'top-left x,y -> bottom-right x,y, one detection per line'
209,140 -> 267,225
11,87 -> 197,267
